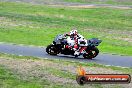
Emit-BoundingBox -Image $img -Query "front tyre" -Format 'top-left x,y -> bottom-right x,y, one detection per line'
83,47 -> 99,59
46,44 -> 58,55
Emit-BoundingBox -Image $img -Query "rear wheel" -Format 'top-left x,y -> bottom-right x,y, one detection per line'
46,44 -> 58,55
83,47 -> 99,59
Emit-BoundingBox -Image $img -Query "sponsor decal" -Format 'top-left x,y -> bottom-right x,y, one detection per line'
76,66 -> 131,85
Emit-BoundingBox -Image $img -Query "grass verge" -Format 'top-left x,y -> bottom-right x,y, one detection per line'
0,65 -> 44,88
0,53 -> 132,74
0,53 -> 132,88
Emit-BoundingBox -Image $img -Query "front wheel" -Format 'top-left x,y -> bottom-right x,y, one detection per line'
83,47 -> 99,59
46,44 -> 58,55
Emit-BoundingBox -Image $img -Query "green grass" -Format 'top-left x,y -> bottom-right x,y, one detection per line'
42,67 -> 76,79
0,65 -> 44,88
0,53 -> 131,88
0,64 -> 102,88
0,2 -> 132,55
0,65 -> 79,88
0,53 -> 77,88
64,0 -> 132,5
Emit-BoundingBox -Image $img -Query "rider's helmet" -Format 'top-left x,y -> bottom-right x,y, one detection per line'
70,30 -> 78,36
73,30 -> 78,36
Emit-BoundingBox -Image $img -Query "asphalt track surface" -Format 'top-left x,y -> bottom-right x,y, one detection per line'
0,43 -> 132,67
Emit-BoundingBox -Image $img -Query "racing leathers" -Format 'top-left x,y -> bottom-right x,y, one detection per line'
64,31 -> 86,56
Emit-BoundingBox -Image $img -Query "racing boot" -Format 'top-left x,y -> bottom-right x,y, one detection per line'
73,45 -> 80,57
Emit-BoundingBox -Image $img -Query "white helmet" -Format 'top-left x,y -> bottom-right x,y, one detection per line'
70,30 -> 78,36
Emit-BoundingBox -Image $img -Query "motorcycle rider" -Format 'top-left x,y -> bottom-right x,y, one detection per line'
64,29 -> 86,56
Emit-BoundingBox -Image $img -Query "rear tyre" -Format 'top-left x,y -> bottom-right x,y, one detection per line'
46,44 -> 58,55
83,47 -> 99,59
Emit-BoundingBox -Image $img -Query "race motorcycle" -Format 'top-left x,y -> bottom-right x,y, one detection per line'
46,34 -> 102,59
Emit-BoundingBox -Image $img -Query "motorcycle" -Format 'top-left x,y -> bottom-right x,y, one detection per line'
46,34 -> 102,59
